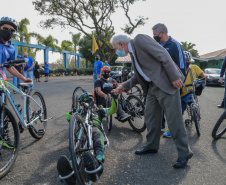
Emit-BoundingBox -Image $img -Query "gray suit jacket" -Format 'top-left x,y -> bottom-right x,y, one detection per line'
122,34 -> 185,95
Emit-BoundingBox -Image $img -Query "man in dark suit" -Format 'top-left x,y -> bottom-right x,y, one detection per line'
111,34 -> 193,168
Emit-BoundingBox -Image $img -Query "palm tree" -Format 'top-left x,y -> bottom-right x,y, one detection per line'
61,40 -> 73,52
70,32 -> 81,67
181,41 -> 199,57
13,18 -> 31,56
43,35 -> 59,51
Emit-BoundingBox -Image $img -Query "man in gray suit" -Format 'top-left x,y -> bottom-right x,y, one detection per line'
111,34 -> 193,168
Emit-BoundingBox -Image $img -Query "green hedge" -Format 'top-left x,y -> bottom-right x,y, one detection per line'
48,68 -> 94,76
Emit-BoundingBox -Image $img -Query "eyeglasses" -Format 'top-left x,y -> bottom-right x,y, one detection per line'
1,26 -> 16,33
103,71 -> 110,74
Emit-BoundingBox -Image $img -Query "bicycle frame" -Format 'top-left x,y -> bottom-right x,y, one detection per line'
183,84 -> 200,120
0,77 -> 43,132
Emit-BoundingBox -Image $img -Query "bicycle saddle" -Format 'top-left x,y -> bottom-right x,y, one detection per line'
18,82 -> 33,87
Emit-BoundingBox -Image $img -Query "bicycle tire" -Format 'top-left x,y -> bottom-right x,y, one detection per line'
27,90 -> 47,139
106,94 -> 113,132
192,107 -> 200,136
0,106 -> 20,179
69,113 -> 92,185
72,87 -> 86,112
126,95 -> 146,132
130,85 -> 142,99
212,111 -> 226,139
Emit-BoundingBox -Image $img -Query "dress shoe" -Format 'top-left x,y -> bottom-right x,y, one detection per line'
217,104 -> 224,108
173,153 -> 193,168
135,147 -> 158,155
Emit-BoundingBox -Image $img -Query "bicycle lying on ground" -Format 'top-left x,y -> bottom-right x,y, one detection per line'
0,60 -> 51,178
212,111 -> 226,139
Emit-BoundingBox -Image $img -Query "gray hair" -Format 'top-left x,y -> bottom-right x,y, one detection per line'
23,52 -> 28,56
110,34 -> 132,45
152,23 -> 168,34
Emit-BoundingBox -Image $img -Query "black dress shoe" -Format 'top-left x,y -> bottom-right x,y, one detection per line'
135,147 -> 158,155
217,104 -> 224,108
173,153 -> 193,168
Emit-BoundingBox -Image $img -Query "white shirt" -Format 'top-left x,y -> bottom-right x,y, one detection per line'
128,42 -> 151,82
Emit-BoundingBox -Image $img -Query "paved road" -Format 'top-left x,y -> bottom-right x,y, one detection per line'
1,76 -> 225,185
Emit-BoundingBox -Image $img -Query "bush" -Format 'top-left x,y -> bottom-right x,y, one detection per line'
52,67 -> 94,76
39,68 -> 44,76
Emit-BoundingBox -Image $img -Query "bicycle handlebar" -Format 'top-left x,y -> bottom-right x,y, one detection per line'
2,60 -> 25,68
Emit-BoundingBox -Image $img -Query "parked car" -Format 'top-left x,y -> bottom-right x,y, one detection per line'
110,66 -> 131,83
205,68 -> 224,86
127,70 -> 134,80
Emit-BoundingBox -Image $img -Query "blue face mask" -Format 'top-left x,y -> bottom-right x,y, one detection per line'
116,49 -> 126,57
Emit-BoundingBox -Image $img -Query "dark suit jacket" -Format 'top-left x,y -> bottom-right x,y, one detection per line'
122,34 -> 185,95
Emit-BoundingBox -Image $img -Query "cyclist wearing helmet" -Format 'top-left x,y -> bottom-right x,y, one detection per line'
0,17 -> 32,83
95,66 -> 131,121
163,51 -> 207,137
57,92 -> 118,184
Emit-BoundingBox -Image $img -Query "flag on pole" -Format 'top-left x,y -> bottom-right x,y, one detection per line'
92,34 -> 99,54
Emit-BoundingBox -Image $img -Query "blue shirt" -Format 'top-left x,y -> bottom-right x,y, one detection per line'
44,63 -> 49,73
93,60 -> 103,74
23,56 -> 34,71
0,39 -> 15,78
0,39 -> 15,65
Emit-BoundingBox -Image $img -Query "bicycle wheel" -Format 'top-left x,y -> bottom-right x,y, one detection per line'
126,95 -> 146,132
106,94 -> 113,132
27,90 -> 47,139
72,87 -> 86,111
192,106 -> 200,136
212,111 -> 226,139
0,107 -> 20,179
69,113 -> 92,185
130,85 -> 142,99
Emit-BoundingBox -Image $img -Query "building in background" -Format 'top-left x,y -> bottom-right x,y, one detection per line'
194,48 -> 226,70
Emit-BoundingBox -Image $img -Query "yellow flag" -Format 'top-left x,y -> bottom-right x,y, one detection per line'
92,34 -> 99,54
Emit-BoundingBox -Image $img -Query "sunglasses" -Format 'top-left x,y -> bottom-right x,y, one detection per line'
1,26 -> 16,33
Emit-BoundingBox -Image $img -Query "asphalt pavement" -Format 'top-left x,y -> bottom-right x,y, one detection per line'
1,75 -> 225,185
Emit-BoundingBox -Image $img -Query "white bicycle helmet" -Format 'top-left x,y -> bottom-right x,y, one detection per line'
184,51 -> 192,59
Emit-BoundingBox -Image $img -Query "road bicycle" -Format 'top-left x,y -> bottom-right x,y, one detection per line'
65,94 -> 108,185
0,60 -> 50,178
183,82 -> 201,136
212,111 -> 226,139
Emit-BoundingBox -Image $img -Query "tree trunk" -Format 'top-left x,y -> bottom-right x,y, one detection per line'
74,55 -> 77,68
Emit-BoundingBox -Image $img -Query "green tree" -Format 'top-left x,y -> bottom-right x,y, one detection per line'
69,32 -> 81,67
43,35 -> 59,52
181,41 -> 199,57
33,0 -> 147,64
12,18 -> 35,57
61,40 -> 73,51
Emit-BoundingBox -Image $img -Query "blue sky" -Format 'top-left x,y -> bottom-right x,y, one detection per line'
2,0 -> 226,62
